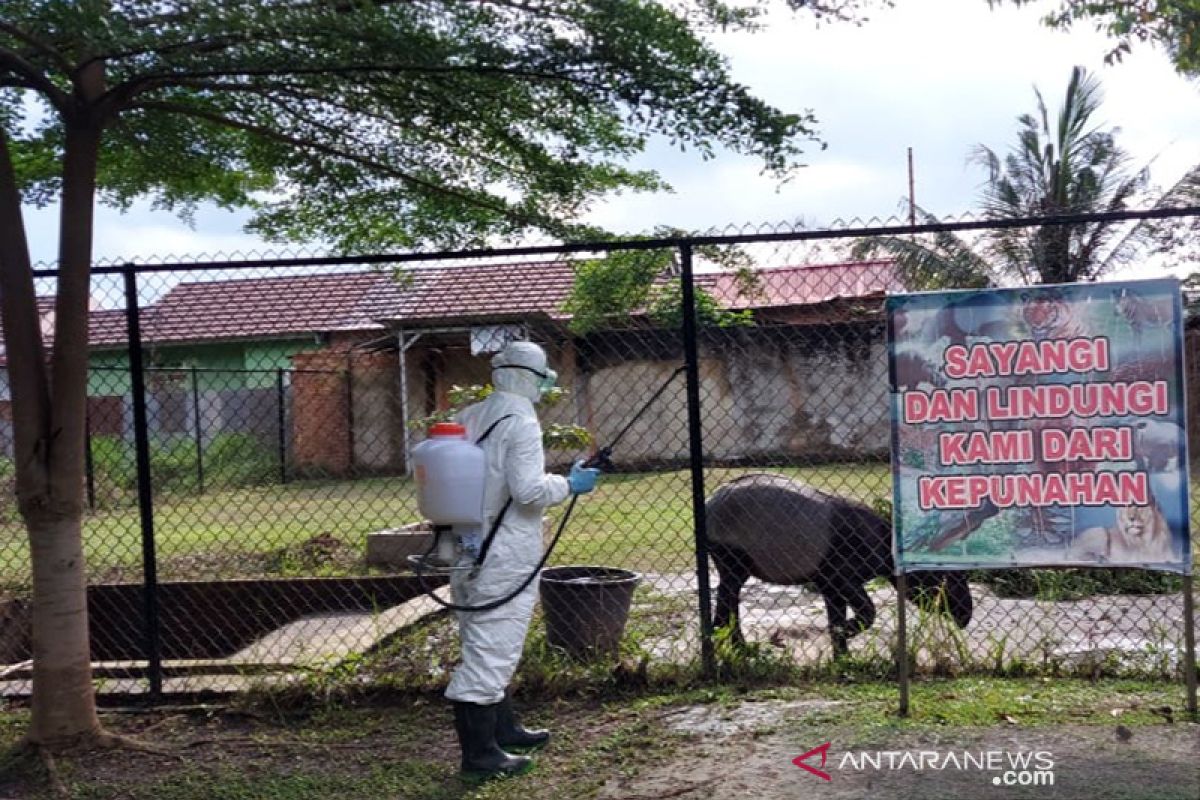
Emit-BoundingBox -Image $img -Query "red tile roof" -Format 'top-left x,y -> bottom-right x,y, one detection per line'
387,260 -> 577,325
698,260 -> 900,309
383,258 -> 898,326
87,309 -> 129,347
138,270 -> 403,345
0,302 -> 127,364
2,260 -> 898,359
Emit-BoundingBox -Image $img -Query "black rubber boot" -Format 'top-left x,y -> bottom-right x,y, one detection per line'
453,701 -> 532,780
495,694 -> 550,751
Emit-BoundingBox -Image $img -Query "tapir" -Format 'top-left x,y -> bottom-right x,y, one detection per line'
706,473 -> 974,657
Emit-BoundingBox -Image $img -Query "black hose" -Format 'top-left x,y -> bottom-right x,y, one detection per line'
412,494 -> 580,612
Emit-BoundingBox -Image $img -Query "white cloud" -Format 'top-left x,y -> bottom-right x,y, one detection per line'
24,202 -> 277,266
90,223 -> 271,263
582,0 -> 1200,227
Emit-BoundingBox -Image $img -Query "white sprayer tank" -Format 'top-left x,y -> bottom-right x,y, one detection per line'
412,422 -> 485,526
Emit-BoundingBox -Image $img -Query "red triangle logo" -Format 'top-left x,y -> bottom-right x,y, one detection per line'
793,741 -> 832,781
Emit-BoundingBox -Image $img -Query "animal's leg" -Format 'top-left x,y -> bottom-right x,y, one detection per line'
714,580 -> 746,646
821,578 -> 876,658
712,545 -> 749,646
844,581 -> 876,635
821,589 -> 850,658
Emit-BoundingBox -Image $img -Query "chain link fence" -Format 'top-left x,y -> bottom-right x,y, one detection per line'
1,207 -> 1198,698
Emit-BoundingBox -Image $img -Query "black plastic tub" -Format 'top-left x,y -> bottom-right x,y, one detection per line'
539,566 -> 641,659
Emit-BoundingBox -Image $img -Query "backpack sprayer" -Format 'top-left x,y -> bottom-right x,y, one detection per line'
408,365 -> 686,612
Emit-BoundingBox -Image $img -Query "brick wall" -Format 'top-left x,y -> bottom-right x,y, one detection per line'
291,350 -> 352,476
290,344 -> 410,476
350,350 -> 403,471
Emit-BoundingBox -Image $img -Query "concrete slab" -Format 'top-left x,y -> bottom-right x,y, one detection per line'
366,523 -> 434,568
228,584 -> 450,666
0,585 -> 452,696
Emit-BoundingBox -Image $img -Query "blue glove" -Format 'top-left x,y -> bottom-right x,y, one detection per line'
568,461 -> 601,495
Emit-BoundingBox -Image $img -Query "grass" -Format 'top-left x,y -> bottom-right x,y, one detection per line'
0,677 -> 1190,799
0,463 -> 893,586
0,459 -> 1189,600
786,676 -> 1187,730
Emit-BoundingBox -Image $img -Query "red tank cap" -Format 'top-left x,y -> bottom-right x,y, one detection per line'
429,422 -> 467,437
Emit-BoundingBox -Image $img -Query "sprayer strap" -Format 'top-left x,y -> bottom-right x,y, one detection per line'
472,414 -> 517,569
475,414 -> 516,445
474,497 -> 513,570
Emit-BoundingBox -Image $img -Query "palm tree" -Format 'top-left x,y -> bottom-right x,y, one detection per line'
855,66 -> 1199,288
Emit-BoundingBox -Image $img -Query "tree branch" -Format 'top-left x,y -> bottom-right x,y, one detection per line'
78,30 -> 273,74
0,20 -> 71,72
268,86 -> 520,176
110,62 -> 608,105
0,45 -> 67,109
0,130 -> 51,507
130,99 -> 543,227
124,0 -> 446,31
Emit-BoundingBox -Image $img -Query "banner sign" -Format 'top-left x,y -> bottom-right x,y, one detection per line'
888,278 -> 1190,574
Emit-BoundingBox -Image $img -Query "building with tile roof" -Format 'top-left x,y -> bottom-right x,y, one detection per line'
3,259 -> 901,473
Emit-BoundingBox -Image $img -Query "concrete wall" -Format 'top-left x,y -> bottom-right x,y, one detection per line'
576,325 -> 890,466
87,338 -> 320,395
285,324 -> 891,476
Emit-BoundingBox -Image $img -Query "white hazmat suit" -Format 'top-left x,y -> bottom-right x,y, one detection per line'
444,341 -> 571,705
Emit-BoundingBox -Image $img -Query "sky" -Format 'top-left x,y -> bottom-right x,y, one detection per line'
19,0 -> 1200,274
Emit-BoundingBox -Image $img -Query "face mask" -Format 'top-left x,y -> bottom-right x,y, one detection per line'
537,369 -> 558,398
496,364 -> 557,397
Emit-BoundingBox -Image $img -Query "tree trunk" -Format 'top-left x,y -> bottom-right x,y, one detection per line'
0,131 -> 50,507
31,118 -> 105,746
0,120 -> 99,745
21,115 -> 104,746
2,123 -> 104,747
28,514 -> 101,744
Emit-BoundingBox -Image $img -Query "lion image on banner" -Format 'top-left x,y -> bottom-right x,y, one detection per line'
1066,501 -> 1177,564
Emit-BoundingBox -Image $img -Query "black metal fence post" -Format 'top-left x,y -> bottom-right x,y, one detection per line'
277,368 -> 288,484
84,413 -> 95,511
896,572 -> 910,717
679,243 -> 715,676
1184,574 -> 1197,718
123,264 -> 163,697
345,360 -> 355,475
191,365 -> 204,494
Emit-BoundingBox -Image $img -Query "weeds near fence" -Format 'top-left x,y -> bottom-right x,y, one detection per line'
975,566 -> 1184,600
88,432 -> 280,507
712,620 -> 798,685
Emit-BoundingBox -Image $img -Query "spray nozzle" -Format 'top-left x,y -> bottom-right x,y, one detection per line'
583,447 -> 615,473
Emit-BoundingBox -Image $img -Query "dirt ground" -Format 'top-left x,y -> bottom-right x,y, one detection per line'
599,700 -> 1200,800
641,574 -> 1192,674
1,681 -> 1197,799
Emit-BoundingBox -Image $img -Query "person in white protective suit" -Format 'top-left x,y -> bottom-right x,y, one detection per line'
446,340 -> 600,779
